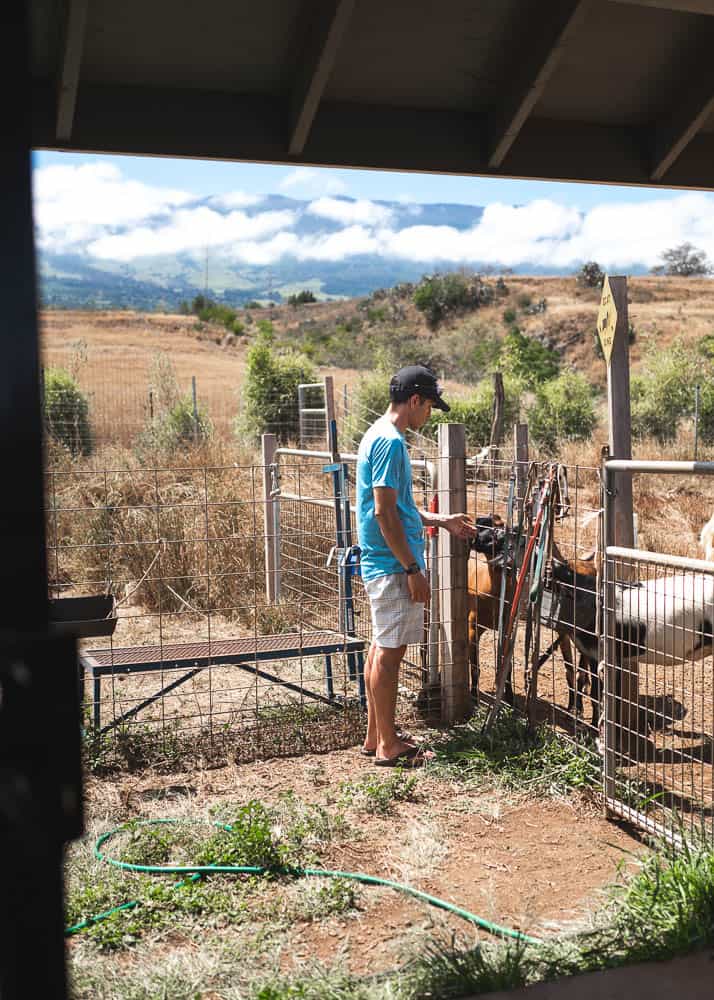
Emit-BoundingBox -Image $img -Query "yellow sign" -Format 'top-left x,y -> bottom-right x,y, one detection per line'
597,275 -> 617,365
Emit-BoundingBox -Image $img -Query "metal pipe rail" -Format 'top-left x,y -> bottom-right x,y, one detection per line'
606,546 -> 714,575
606,459 -> 714,475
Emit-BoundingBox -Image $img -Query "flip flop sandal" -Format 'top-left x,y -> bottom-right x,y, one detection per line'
360,730 -> 415,757
374,745 -> 428,768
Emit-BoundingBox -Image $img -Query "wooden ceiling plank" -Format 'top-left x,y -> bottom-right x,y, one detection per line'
288,0 -> 356,157
487,0 -> 593,169
651,77 -> 714,180
55,0 -> 89,142
614,1 -> 714,15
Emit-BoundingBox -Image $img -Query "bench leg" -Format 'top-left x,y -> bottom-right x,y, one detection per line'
93,674 -> 101,732
356,650 -> 366,708
347,650 -> 357,682
324,654 -> 335,700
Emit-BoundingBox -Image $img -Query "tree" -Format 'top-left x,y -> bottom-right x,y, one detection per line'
652,242 -> 713,277
576,262 -> 605,288
236,340 -> 317,441
287,289 -> 317,306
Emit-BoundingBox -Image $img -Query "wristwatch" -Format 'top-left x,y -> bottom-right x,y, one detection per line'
405,561 -> 421,575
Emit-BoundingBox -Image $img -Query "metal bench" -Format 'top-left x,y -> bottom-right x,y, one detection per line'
80,631 -> 366,734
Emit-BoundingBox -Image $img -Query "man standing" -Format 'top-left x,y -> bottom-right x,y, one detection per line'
356,365 -> 477,767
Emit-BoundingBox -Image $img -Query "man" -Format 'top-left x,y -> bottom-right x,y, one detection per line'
356,364 -> 478,767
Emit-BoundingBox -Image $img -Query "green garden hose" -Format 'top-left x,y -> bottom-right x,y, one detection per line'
65,818 -> 542,947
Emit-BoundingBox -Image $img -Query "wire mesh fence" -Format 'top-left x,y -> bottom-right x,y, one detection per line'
602,549 -> 714,845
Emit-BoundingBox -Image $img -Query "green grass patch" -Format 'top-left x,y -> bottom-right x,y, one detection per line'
430,707 -> 598,797
337,769 -> 420,815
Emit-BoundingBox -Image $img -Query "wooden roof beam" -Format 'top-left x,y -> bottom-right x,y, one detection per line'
650,45 -> 714,180
288,0 -> 356,157
487,0 -> 593,170
55,0 -> 89,142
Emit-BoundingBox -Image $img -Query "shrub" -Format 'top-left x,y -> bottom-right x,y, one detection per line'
425,376 -> 522,449
576,261 -> 605,288
527,371 -> 597,452
343,368 -> 391,446
413,272 -> 493,327
500,327 -> 559,389
516,292 -> 532,309
502,308 -> 517,325
630,343 -> 698,443
43,367 -> 92,456
695,379 -> 714,444
431,323 -> 502,383
237,339 -> 317,441
151,395 -> 212,451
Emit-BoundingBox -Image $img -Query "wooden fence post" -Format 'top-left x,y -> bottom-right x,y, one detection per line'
437,423 -> 470,724
262,433 -> 280,603
514,422 -> 529,518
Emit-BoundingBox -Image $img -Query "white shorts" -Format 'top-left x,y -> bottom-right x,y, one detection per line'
364,572 -> 425,648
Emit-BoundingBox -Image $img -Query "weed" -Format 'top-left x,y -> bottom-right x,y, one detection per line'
197,800 -> 285,868
403,938 -> 531,998
338,769 -> 420,815
293,878 -> 361,922
431,708 -> 599,797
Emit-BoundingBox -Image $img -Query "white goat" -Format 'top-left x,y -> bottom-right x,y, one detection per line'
700,512 -> 714,562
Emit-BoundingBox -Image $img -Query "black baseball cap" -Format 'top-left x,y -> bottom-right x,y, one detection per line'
389,364 -> 450,412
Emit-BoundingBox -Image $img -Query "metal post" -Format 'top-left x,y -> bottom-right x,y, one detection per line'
514,422 -> 529,520
191,375 -> 199,443
261,434 -> 280,603
602,448 -> 617,806
694,383 -> 701,460
324,375 -> 335,453
298,384 -> 306,446
437,423 -> 470,723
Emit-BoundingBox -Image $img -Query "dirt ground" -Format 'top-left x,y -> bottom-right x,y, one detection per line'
78,744 -> 642,979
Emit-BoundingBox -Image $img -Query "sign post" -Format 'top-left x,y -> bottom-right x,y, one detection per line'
599,275 -> 639,764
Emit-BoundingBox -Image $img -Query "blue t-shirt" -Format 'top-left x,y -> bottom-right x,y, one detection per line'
356,416 -> 425,582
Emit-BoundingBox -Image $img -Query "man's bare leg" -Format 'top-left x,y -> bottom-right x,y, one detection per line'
372,644 -> 414,760
362,641 -> 378,753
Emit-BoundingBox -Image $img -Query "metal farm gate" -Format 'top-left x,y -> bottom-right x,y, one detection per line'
602,459 -> 714,846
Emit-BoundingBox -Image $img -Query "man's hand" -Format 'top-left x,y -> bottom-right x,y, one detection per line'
441,513 -> 478,540
407,570 -> 430,604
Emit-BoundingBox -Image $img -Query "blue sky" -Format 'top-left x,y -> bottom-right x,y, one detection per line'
33,149 -> 691,210
31,150 -> 714,271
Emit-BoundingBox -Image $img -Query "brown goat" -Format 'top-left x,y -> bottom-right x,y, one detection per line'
468,536 -> 599,726
467,546 -> 516,705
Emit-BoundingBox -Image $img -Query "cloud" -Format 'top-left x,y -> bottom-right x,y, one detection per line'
208,191 -> 264,210
307,197 -> 393,227
32,162 -> 714,273
279,167 -> 347,196
33,162 -> 193,252
87,207 -> 297,260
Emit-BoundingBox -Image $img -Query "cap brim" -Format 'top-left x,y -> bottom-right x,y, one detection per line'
432,397 -> 450,412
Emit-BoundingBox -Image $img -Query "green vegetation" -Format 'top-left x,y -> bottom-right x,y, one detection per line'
186,294 -> 245,335
237,338 -> 318,441
652,242 -> 713,277
630,342 -> 698,443
427,376 -> 522,449
576,261 -> 606,288
413,272 -> 495,327
338,769 -> 420,815
43,367 -> 92,456
431,708 -> 596,796
288,289 -> 318,306
499,327 -> 560,389
527,370 -> 597,452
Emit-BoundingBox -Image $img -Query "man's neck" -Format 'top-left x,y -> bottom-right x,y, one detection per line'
385,404 -> 408,435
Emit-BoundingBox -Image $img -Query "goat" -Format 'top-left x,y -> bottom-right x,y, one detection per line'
550,560 -> 714,736
545,544 -> 600,727
467,527 -> 513,704
700,512 -> 714,561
